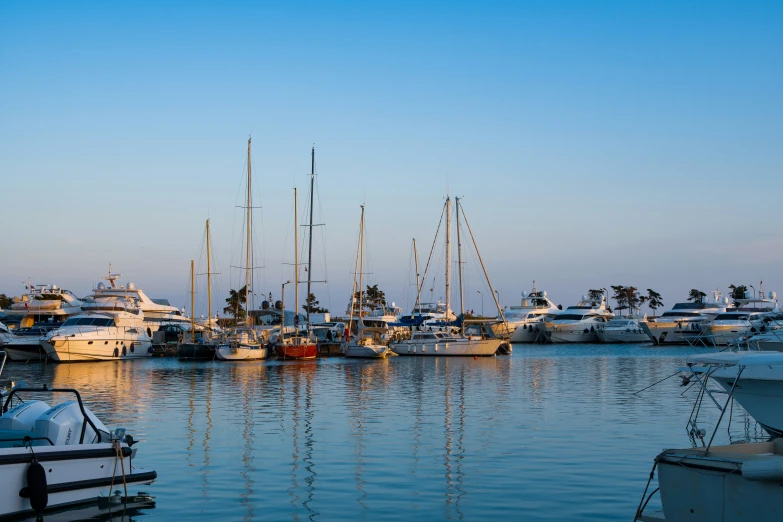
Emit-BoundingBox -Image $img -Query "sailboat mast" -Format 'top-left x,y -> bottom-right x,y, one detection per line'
306,147 -> 315,324
190,260 -> 195,335
245,138 -> 252,328
455,197 -> 465,334
445,196 -> 452,320
358,205 -> 365,331
206,219 -> 212,330
413,238 -> 421,315
294,187 -> 299,327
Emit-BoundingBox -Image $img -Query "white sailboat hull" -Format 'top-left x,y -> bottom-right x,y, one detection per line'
344,344 -> 389,358
390,338 -> 501,356
215,344 -> 269,360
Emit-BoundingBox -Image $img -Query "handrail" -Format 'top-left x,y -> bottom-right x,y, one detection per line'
2,387 -> 101,444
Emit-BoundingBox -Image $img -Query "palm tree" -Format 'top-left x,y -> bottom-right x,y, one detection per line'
303,293 -> 329,314
223,285 -> 248,323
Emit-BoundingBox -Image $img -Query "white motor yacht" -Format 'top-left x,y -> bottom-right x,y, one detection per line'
507,283 -> 560,343
538,293 -> 613,343
41,297 -> 152,362
0,386 -> 156,518
595,315 -> 650,344
703,291 -> 779,346
640,290 -> 731,345
634,352 -> 783,522
89,267 -> 189,336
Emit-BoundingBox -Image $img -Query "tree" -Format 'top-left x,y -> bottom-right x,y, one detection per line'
728,285 -> 748,307
354,284 -> 387,311
611,285 -> 630,310
303,293 -> 329,314
0,294 -> 12,309
687,289 -> 706,303
645,289 -> 664,316
223,286 -> 248,322
587,289 -> 605,303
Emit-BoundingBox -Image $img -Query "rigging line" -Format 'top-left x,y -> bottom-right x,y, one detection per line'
418,201 -> 447,300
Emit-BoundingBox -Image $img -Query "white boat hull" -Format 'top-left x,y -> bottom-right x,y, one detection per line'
509,323 -> 546,343
711,367 -> 783,436
1,341 -> 46,362
390,338 -> 501,356
640,321 -> 706,345
42,338 -> 152,362
540,323 -> 599,343
344,344 -> 389,358
595,329 -> 649,344
0,443 -> 155,517
215,344 -> 269,360
707,324 -> 755,346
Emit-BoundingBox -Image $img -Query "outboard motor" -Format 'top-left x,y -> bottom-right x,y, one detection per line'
0,401 -> 50,447
35,401 -> 110,445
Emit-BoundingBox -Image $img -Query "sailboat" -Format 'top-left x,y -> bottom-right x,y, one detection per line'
217,138 -> 269,360
344,205 -> 389,358
389,196 -> 505,356
177,220 -> 223,360
275,185 -> 317,360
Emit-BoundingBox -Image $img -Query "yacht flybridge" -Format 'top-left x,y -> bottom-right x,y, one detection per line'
90,267 -> 189,335
390,196 -> 506,357
537,292 -> 613,343
507,283 -> 560,343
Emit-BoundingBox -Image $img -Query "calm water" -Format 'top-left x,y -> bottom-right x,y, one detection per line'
6,344 -> 764,521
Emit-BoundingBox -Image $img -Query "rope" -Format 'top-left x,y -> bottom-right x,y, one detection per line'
633,459 -> 658,521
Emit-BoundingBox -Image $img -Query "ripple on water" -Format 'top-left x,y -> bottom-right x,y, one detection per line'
2,344 -> 761,521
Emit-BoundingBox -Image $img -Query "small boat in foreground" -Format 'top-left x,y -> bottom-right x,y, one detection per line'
0,385 -> 156,518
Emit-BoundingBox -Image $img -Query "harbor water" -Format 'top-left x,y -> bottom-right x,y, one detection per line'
8,344 -> 761,521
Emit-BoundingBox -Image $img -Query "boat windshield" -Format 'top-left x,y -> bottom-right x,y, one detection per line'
661,311 -> 701,318
62,317 -> 114,327
555,314 -> 585,321
672,303 -> 708,310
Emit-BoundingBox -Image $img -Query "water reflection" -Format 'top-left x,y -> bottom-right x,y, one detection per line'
4,345 -> 776,522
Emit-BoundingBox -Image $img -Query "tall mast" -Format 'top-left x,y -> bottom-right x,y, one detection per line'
358,205 -> 365,332
445,196 -> 452,320
306,146 -> 315,324
206,219 -> 212,330
413,238 -> 421,315
245,137 -> 252,328
294,187 -> 299,328
190,260 -> 195,335
455,197 -> 465,334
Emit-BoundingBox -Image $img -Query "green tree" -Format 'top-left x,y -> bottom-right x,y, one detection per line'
587,289 -> 605,303
728,285 -> 748,307
687,289 -> 706,303
645,289 -> 664,316
303,293 -> 329,314
611,285 -> 629,310
223,286 -> 248,322
0,294 -> 12,309
354,284 -> 387,311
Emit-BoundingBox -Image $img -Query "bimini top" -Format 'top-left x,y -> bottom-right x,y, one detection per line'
687,351 -> 783,367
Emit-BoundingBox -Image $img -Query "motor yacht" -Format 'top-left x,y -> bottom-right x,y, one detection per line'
0,386 -> 156,518
640,290 -> 731,345
595,315 -> 650,344
0,323 -> 60,361
506,284 -> 560,343
537,293 -> 613,343
41,297 -> 152,362
89,268 -> 189,336
702,291 -> 780,346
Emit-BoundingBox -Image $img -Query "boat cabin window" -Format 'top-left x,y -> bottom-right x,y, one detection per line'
62,317 -> 113,327
555,314 -> 585,321
672,303 -> 707,310
661,311 -> 700,318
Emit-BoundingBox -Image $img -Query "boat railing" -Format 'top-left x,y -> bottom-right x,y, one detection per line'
2,387 -> 102,445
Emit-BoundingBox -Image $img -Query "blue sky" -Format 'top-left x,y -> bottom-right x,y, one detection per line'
1,1 -> 781,316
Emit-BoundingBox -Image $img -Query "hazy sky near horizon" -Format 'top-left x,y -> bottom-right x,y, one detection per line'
1,1 -> 782,316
